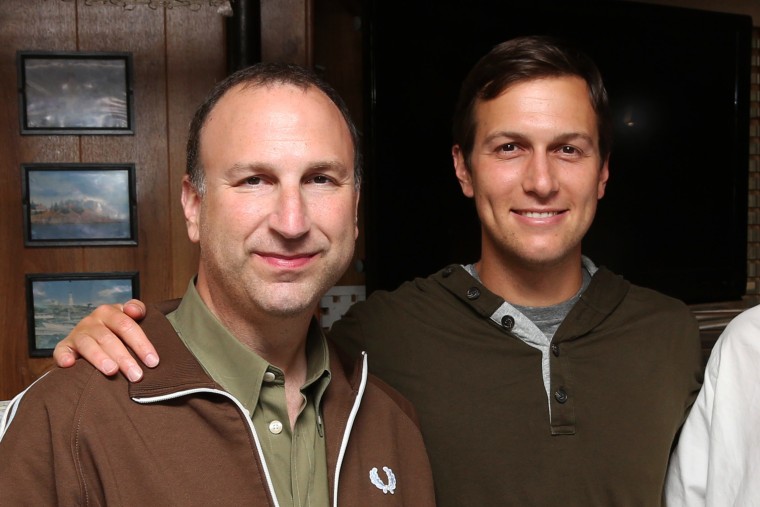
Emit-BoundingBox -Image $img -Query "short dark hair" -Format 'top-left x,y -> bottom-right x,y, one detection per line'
452,35 -> 612,168
186,62 -> 362,193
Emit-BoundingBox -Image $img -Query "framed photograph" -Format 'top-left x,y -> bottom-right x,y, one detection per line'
17,51 -> 134,135
22,163 -> 138,247
26,272 -> 139,357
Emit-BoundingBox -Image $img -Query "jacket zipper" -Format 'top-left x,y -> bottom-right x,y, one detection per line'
332,352 -> 368,507
133,352 -> 370,507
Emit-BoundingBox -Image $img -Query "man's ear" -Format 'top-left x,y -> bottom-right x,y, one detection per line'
353,184 -> 361,240
453,145 -> 474,198
181,175 -> 202,243
597,157 -> 610,200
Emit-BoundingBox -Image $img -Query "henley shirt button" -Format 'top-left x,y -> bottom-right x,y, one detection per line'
263,371 -> 276,382
269,420 -> 283,434
442,266 -> 454,277
501,315 -> 515,330
466,287 -> 480,300
554,389 -> 568,404
551,344 -> 560,357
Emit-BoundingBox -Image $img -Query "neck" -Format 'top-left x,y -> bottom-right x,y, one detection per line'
194,273 -> 315,429
195,280 -> 313,376
476,254 -> 584,307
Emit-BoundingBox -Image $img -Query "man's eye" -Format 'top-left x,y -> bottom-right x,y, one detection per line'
560,146 -> 579,155
311,175 -> 332,184
498,143 -> 516,152
244,176 -> 262,185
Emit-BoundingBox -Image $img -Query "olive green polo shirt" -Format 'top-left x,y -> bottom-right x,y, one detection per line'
166,280 -> 331,507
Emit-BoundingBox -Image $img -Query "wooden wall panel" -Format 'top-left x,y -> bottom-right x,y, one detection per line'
313,0 -> 364,286
77,5 -> 172,306
0,1 -> 81,395
261,0 -> 312,65
166,8 -> 225,297
0,0 -> 226,399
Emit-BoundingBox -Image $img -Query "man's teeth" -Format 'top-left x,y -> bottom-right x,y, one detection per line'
522,211 -> 559,218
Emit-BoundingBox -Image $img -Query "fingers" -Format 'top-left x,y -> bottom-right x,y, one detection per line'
117,299 -> 159,369
53,308 -> 124,377
52,343 -> 79,369
52,302 -> 159,382
122,299 -> 146,320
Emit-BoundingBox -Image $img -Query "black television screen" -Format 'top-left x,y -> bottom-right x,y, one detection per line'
363,0 -> 751,304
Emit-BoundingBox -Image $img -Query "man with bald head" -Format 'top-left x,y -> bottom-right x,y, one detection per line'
0,62 -> 434,507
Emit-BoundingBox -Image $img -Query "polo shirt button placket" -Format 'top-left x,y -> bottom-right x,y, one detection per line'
466,287 -> 480,300
554,388 -> 569,404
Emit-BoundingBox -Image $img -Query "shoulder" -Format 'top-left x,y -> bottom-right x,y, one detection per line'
358,271 -> 444,309
136,299 -> 195,360
327,341 -> 420,426
347,265 -> 476,321
139,299 -> 181,334
329,268 -> 452,352
364,374 -> 420,426
628,285 -> 695,323
712,305 -> 760,359
722,304 -> 760,339
594,266 -> 695,321
22,360 -> 104,403
2,359 -> 120,436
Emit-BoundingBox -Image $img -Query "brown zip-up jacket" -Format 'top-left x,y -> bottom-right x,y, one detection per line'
0,300 -> 435,506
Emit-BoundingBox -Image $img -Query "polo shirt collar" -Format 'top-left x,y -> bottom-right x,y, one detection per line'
167,279 -> 331,416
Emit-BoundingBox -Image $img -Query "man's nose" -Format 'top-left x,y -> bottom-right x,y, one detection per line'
522,153 -> 559,197
268,185 -> 311,238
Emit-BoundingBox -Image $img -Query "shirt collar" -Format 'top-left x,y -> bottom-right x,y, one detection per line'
166,279 -> 331,415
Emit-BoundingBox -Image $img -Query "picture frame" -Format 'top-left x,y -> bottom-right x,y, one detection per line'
26,272 -> 139,357
22,163 -> 138,247
17,51 -> 134,135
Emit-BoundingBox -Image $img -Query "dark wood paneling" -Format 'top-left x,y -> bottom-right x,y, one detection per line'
313,0 -> 364,286
78,5 -> 172,306
0,1 -> 80,396
0,0 -> 226,399
261,0 -> 311,65
166,8 -> 225,297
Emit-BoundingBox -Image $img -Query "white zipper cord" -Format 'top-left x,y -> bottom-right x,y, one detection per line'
0,372 -> 49,441
332,352 -> 368,507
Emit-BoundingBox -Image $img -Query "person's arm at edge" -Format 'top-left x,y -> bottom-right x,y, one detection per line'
663,330 -> 719,506
52,299 -> 158,382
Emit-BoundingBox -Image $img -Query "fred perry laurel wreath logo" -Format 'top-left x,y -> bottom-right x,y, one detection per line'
369,466 -> 396,494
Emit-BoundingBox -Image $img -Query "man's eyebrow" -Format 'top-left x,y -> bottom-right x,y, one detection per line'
229,162 -> 261,171
224,160 -> 350,176
481,131 -> 596,146
481,131 -> 528,145
223,163 -> 271,178
550,132 -> 596,146
305,160 -> 350,172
